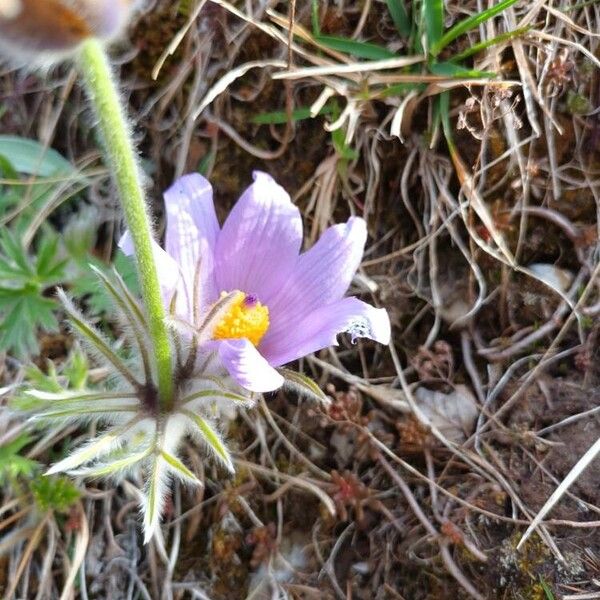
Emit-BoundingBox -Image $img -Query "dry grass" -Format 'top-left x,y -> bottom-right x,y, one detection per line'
2,0 -> 600,598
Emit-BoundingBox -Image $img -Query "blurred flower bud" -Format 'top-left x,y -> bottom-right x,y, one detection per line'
0,0 -> 136,62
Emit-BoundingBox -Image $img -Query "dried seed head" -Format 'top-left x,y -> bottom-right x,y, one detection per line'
0,0 -> 137,63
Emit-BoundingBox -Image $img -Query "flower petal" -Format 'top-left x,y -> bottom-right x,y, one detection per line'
118,231 -> 180,307
216,338 -> 284,392
263,217 -> 367,346
164,174 -> 220,320
261,297 -> 391,367
214,171 -> 302,304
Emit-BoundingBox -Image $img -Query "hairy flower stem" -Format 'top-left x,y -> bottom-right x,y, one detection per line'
79,39 -> 174,410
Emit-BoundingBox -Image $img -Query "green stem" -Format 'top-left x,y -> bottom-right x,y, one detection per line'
78,39 -> 174,410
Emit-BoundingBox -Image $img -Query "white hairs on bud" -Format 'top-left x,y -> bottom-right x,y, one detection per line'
0,0 -> 140,68
0,0 -> 22,19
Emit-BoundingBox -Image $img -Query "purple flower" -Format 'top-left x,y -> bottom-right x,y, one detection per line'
122,172 -> 390,393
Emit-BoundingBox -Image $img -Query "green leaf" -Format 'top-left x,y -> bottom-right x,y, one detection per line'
0,291 -> 58,357
539,576 -> 555,600
0,434 -> 39,484
376,82 -> 427,98
58,289 -> 139,387
0,228 -> 67,357
429,61 -> 495,78
70,251 -> 139,316
314,34 -> 396,60
46,425 -> 130,475
160,450 -> 201,485
331,128 -> 359,160
311,0 -> 320,35
423,0 -> 444,49
62,347 -> 89,390
386,0 -> 411,37
278,368 -> 330,404
196,152 -> 214,176
72,450 -> 149,478
182,409 -> 234,473
30,475 -> 80,513
62,207 -> 98,261
251,104 -> 335,125
144,452 -> 164,543
430,0 -> 520,57
180,388 -> 249,405
449,26 -> 530,63
0,136 -> 78,177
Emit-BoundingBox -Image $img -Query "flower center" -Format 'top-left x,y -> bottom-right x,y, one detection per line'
213,291 -> 270,346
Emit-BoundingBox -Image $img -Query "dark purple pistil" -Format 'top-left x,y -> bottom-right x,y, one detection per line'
244,294 -> 258,308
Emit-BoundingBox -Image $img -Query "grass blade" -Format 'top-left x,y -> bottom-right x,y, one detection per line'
386,0 -> 411,37
314,35 -> 396,60
430,0 -> 520,56
422,0 -> 444,49
517,435 -> 600,550
429,61 -> 495,78
251,105 -> 334,125
311,0 -> 320,35
449,26 -> 530,63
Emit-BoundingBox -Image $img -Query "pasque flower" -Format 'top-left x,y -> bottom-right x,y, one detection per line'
122,171 -> 391,393
0,0 -> 135,61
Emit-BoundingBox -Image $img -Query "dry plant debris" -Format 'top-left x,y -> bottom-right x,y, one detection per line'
1,0 -> 600,598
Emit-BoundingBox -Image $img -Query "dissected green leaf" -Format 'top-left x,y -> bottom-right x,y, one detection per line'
0,434 -> 39,484
0,289 -> 59,357
62,347 -> 89,390
0,229 -> 66,357
30,475 -> 80,513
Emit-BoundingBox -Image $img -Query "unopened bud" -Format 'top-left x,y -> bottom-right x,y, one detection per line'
0,0 -> 136,62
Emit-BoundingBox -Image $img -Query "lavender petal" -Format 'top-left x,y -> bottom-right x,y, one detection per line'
216,338 -> 285,392
260,297 -> 391,367
214,171 -> 302,304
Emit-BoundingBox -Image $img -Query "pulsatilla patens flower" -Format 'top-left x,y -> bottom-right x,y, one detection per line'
0,0 -> 135,59
123,171 -> 391,393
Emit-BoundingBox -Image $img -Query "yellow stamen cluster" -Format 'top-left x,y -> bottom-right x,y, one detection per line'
213,291 -> 270,347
